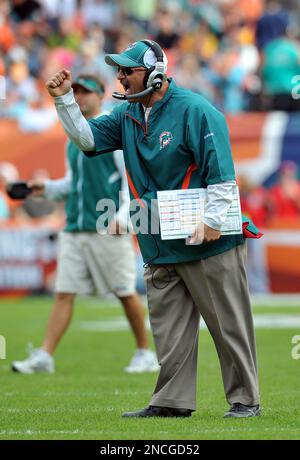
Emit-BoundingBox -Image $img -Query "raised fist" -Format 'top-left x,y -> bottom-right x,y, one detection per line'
46,69 -> 72,97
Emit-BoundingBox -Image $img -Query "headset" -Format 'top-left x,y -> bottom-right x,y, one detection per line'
112,39 -> 165,101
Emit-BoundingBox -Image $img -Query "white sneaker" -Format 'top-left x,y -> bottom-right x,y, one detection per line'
124,349 -> 160,373
12,346 -> 55,374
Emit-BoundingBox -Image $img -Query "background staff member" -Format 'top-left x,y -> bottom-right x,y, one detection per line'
12,74 -> 159,375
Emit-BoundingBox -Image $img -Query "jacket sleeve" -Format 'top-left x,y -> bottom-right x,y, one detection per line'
54,90 -> 95,151
86,106 -> 123,157
54,90 -> 123,156
44,142 -> 72,201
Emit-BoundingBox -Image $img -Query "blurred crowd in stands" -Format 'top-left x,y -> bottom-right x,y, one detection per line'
0,0 -> 300,127
239,160 -> 300,226
1,0 -> 300,222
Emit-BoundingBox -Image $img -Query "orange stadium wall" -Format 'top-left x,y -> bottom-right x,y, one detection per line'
0,120 -> 66,180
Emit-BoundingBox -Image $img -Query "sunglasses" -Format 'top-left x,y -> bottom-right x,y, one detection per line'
117,66 -> 147,76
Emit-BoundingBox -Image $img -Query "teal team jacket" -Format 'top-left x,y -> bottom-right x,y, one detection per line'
86,79 -> 247,264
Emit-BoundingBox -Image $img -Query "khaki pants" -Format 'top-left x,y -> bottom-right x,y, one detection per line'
144,244 -> 259,411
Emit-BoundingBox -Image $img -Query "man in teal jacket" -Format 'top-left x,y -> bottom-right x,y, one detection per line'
45,41 -> 261,418
12,75 -> 159,375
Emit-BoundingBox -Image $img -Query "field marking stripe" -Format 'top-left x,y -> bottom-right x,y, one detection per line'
78,314 -> 300,332
251,294 -> 300,307
83,294 -> 300,309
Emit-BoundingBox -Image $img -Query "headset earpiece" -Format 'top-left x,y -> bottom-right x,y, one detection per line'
141,40 -> 165,91
147,71 -> 164,91
143,67 -> 154,90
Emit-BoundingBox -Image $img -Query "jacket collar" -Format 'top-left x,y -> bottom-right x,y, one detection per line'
124,78 -> 176,122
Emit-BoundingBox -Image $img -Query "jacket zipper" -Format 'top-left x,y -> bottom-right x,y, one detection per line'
125,113 -> 147,136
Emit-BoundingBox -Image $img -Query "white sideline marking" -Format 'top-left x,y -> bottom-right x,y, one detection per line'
80,318 -> 143,331
79,314 -> 300,332
82,294 -> 300,309
253,315 -> 300,329
251,294 -> 300,307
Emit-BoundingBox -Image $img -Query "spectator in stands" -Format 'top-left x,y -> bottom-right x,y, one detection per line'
260,26 -> 300,111
72,38 -> 113,83
3,45 -> 39,118
80,0 -> 121,32
256,0 -> 289,50
39,0 -> 77,26
153,8 -> 180,50
10,0 -> 42,24
122,0 -> 157,33
46,17 -> 82,51
0,0 -> 15,53
174,52 -> 215,102
239,175 -> 272,229
269,161 -> 300,219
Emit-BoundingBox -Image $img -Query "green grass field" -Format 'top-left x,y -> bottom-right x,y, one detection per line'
0,296 -> 299,440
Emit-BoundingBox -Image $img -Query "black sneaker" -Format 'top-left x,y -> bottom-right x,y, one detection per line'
224,403 -> 261,418
122,405 -> 192,418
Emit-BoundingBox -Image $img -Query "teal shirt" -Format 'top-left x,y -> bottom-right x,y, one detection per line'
86,79 -> 244,263
65,140 -> 121,232
262,38 -> 300,95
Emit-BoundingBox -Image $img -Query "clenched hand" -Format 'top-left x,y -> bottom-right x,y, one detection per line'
46,69 -> 72,97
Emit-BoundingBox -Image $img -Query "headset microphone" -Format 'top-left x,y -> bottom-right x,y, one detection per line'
112,92 -> 127,100
112,86 -> 155,101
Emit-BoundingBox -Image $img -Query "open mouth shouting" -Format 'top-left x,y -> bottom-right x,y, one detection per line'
121,80 -> 131,96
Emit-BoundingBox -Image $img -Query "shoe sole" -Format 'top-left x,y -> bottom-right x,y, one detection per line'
11,364 -> 34,374
224,409 -> 262,418
11,364 -> 54,374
